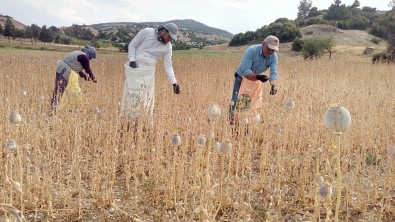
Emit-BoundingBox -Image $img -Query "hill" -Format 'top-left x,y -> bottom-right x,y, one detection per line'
89,19 -> 233,45
0,14 -> 27,30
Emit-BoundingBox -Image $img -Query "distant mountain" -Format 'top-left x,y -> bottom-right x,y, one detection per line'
1,15 -> 233,46
90,19 -> 233,45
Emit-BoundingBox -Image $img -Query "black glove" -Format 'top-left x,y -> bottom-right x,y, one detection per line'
256,75 -> 269,83
270,85 -> 277,95
129,61 -> 137,68
78,71 -> 88,81
173,83 -> 180,94
89,73 -> 97,83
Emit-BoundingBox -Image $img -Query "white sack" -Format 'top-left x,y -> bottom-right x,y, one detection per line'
120,63 -> 156,118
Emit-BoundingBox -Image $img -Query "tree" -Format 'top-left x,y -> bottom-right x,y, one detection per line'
324,3 -> 352,25
389,0 -> 395,8
262,18 -> 302,43
308,7 -> 322,17
350,0 -> 360,9
13,29 -> 25,44
297,0 -> 312,18
39,25 -> 54,44
302,36 -> 336,59
3,18 -> 15,43
334,0 -> 342,6
30,24 -> 41,44
0,24 -> 3,35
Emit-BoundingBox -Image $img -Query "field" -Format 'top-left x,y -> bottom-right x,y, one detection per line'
0,44 -> 394,222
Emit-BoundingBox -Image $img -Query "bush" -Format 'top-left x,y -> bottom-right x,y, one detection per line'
301,36 -> 335,59
292,38 -> 304,51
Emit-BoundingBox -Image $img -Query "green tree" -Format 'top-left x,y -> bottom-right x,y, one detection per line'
302,36 -> 336,59
350,0 -> 360,8
13,29 -> 25,44
24,26 -> 33,44
308,7 -> 323,17
30,24 -> 41,44
3,18 -> 15,43
263,18 -> 302,43
389,0 -> 395,8
324,3 -> 352,21
39,25 -> 54,44
297,0 -> 312,18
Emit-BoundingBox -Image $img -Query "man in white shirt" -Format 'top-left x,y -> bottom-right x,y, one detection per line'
121,23 -> 180,124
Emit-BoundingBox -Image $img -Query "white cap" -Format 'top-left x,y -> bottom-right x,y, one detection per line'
163,22 -> 178,41
263,35 -> 280,51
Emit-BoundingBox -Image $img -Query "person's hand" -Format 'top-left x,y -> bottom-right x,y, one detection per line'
89,73 -> 97,83
78,72 -> 88,81
173,83 -> 180,94
256,75 -> 269,83
129,61 -> 137,68
270,85 -> 277,95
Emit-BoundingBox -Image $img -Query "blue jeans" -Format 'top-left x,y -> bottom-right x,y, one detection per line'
229,73 -> 242,123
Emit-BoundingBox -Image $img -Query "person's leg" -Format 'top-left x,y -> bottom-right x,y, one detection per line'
229,73 -> 242,124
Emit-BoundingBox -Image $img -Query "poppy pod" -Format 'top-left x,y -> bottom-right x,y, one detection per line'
5,140 -> 17,152
252,114 -> 261,123
317,183 -> 332,201
324,106 -> 351,133
171,135 -> 181,146
196,134 -> 206,147
217,141 -> 233,155
9,111 -> 22,124
207,103 -> 221,118
284,100 -> 296,110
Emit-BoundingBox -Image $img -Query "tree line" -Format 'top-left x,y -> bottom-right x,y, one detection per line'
0,18 -> 207,51
228,0 -> 395,59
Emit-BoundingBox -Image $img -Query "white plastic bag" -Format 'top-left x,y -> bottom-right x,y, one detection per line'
120,63 -> 156,118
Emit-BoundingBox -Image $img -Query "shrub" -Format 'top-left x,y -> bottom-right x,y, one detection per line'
292,38 -> 304,51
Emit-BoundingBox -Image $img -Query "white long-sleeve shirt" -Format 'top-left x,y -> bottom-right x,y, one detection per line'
128,27 -> 177,84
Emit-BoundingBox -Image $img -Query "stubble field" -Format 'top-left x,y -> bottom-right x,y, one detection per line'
0,47 -> 394,222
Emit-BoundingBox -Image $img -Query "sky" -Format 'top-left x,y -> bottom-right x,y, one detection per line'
1,0 -> 392,34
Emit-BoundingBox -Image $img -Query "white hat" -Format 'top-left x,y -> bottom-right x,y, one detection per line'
263,35 -> 280,51
163,23 -> 178,41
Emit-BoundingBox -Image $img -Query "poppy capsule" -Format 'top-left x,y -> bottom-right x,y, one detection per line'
9,111 -> 22,124
324,106 -> 351,133
207,103 -> 221,118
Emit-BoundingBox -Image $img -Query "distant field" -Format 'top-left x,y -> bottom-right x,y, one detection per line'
0,43 -> 394,221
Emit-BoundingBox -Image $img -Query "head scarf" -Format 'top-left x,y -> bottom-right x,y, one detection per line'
82,45 -> 97,59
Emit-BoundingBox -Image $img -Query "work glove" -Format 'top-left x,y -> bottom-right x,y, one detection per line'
78,71 -> 88,81
129,61 -> 137,68
270,85 -> 277,95
256,74 -> 269,83
173,83 -> 180,94
89,73 -> 97,83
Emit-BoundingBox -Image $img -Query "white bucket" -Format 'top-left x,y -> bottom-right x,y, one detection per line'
120,63 -> 156,119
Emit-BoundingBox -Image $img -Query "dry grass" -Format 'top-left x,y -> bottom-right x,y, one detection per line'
0,47 -> 394,222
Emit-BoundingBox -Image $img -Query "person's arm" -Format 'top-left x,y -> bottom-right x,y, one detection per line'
239,47 -> 258,81
77,54 -> 96,82
268,53 -> 279,86
128,28 -> 147,65
163,46 -> 180,94
163,45 -> 177,84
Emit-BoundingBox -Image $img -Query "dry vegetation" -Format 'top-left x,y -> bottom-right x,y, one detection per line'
0,45 -> 394,222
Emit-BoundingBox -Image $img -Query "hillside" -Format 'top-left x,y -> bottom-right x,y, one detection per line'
89,19 -> 233,44
299,24 -> 387,47
0,15 -> 27,30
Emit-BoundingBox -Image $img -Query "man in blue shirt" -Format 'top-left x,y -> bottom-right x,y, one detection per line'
229,35 -> 280,124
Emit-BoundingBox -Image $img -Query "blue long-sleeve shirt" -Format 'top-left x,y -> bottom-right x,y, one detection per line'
235,44 -> 278,80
